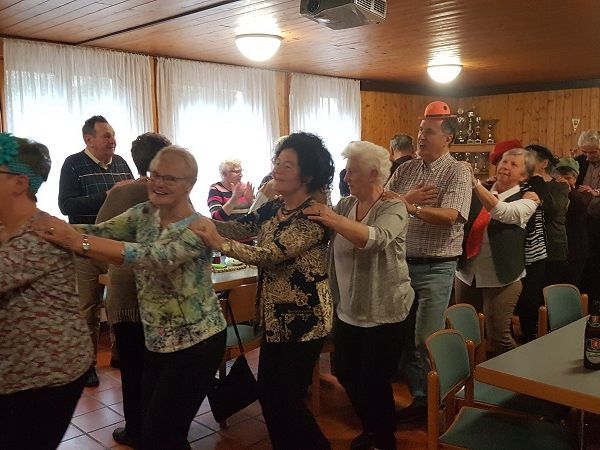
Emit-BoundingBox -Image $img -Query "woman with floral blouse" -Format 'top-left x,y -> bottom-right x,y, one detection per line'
0,134 -> 93,450
34,146 -> 226,450
191,132 -> 335,450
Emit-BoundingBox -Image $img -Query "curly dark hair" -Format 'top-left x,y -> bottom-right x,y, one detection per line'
130,132 -> 172,175
275,132 -> 334,193
14,137 -> 51,201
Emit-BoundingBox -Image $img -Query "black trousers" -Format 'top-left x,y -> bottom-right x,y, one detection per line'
258,338 -> 330,450
0,371 -> 86,450
334,318 -> 405,450
516,260 -> 547,342
141,330 -> 226,450
544,259 -> 567,287
113,321 -> 145,440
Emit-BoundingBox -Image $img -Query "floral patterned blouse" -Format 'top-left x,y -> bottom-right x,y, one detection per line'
216,198 -> 333,343
1,212 -> 93,394
82,202 -> 226,353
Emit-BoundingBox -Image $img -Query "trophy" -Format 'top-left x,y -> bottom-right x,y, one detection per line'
455,108 -> 467,144
572,118 -> 581,134
466,110 -> 475,144
485,119 -> 499,144
474,116 -> 482,144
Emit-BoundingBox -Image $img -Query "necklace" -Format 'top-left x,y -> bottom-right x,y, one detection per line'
355,192 -> 383,222
280,197 -> 311,216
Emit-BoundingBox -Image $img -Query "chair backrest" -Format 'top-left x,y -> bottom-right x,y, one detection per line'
224,283 -> 258,324
426,329 -> 471,405
543,284 -> 584,331
445,304 -> 482,347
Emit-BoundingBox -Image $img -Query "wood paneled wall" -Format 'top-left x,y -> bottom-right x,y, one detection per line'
361,88 -> 600,156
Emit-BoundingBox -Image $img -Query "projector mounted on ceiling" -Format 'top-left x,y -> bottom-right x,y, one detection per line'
300,0 -> 387,30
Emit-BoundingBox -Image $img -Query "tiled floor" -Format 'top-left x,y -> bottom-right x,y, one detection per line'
59,331 -> 599,449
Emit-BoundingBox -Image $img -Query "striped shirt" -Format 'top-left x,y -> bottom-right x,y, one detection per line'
522,180 -> 548,264
385,153 -> 472,258
207,182 -> 252,221
58,150 -> 134,224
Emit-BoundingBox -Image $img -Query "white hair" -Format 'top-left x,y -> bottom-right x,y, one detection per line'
341,141 -> 392,186
501,148 -> 535,178
578,130 -> 600,148
219,159 -> 241,177
149,145 -> 198,182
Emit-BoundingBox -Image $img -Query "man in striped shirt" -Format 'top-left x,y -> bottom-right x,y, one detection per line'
58,115 -> 134,387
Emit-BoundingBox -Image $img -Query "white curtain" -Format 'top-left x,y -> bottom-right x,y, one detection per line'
157,57 -> 279,214
290,73 -> 361,204
3,39 -> 152,218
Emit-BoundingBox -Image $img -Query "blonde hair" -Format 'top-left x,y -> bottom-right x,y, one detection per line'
342,141 -> 392,186
219,159 -> 241,177
149,145 -> 198,182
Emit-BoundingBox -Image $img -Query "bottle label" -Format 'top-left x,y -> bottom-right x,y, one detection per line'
585,338 -> 600,365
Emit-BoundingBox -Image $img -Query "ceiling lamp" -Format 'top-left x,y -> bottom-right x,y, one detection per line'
235,34 -> 283,62
426,64 -> 463,83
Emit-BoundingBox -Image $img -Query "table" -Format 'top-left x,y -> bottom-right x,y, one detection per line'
475,317 -> 600,414
99,266 -> 258,292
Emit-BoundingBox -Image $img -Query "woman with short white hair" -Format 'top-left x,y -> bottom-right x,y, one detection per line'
208,158 -> 254,221
304,140 -> 415,450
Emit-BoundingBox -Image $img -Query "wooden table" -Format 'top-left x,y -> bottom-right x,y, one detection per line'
99,266 -> 258,292
475,317 -> 600,414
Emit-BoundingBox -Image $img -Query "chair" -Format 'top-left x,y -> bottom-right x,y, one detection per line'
219,283 -> 262,379
538,284 -> 588,337
426,329 -> 574,450
445,304 -> 569,422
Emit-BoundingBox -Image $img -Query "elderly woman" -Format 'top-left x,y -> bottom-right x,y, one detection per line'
34,146 -> 226,450
304,141 -> 414,450
190,132 -> 334,450
207,158 -> 254,220
455,148 -> 540,354
0,134 -> 93,450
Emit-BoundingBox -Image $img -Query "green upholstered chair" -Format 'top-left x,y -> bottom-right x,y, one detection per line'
445,304 -> 569,422
426,329 -> 575,450
538,284 -> 588,337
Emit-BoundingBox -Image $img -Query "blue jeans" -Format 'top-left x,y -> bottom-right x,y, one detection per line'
399,260 -> 457,404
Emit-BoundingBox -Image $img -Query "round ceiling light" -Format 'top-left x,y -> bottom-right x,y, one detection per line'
426,64 -> 463,83
235,34 -> 283,62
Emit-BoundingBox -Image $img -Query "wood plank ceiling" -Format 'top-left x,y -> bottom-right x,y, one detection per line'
1,0 -> 599,92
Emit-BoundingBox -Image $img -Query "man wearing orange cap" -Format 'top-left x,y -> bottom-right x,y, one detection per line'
385,101 -> 472,421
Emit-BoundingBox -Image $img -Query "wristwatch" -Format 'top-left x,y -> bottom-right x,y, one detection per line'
81,234 -> 91,253
410,204 -> 422,218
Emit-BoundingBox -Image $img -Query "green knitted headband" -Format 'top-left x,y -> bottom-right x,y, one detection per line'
0,133 -> 45,194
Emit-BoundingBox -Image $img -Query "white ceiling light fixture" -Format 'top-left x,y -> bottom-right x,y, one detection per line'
426,64 -> 463,83
235,34 -> 283,62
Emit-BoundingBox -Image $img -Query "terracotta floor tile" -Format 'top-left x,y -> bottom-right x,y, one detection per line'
57,434 -> 105,450
108,401 -> 125,415
195,409 -> 251,431
98,366 -> 122,382
188,420 -> 215,442
93,372 -> 122,392
190,433 -> 246,450
218,418 -> 269,447
88,386 -> 124,406
88,421 -> 125,448
74,395 -> 106,417
243,401 -> 263,418
248,438 -> 272,449
61,424 -> 84,441
71,407 -> 125,433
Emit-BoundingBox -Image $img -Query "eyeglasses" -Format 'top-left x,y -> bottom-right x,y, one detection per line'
148,171 -> 191,187
229,169 -> 243,174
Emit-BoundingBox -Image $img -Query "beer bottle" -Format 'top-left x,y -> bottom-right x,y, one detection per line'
584,300 -> 600,370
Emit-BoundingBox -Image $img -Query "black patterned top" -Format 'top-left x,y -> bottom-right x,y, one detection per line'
216,198 -> 333,343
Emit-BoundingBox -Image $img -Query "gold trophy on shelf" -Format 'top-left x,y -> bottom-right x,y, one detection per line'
455,108 -> 467,144
474,116 -> 482,144
485,119 -> 499,144
466,110 -> 476,144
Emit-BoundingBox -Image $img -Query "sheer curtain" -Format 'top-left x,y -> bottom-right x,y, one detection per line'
290,73 -> 361,204
3,39 -> 153,218
157,57 -> 279,215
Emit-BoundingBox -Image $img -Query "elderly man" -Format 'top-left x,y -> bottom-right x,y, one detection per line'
576,130 -> 600,301
456,149 -> 540,354
389,133 -> 415,177
58,115 -> 134,387
385,101 -> 472,421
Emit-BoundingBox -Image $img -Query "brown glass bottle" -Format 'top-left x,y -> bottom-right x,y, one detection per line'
584,300 -> 600,370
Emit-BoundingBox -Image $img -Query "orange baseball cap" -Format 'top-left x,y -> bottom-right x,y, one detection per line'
420,101 -> 456,119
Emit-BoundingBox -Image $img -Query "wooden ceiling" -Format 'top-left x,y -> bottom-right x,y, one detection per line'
1,0 -> 599,93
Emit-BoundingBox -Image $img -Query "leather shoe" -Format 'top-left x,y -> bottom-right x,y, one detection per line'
84,368 -> 100,388
396,401 -> 427,423
350,432 -> 374,450
112,427 -> 138,447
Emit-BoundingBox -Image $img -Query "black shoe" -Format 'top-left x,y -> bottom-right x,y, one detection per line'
84,368 -> 100,388
350,432 -> 374,450
112,427 -> 138,448
396,401 -> 427,424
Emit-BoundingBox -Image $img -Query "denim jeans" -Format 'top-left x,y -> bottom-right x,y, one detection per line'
399,260 -> 457,404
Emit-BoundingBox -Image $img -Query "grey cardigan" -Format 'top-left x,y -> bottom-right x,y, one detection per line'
328,196 -> 414,324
